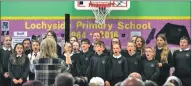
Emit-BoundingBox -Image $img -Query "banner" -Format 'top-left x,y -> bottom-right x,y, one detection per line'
1,18 -> 191,48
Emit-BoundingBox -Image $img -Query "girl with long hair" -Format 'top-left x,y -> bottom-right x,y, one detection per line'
8,43 -> 29,86
154,34 -> 173,86
135,36 -> 146,57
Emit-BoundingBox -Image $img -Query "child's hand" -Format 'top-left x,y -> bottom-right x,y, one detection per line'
18,78 -> 23,83
13,79 -> 18,84
66,56 -> 72,64
66,52 -> 71,57
4,72 -> 9,78
158,63 -> 162,67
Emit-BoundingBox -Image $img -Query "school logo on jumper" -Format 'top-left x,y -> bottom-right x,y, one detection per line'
178,28 -> 182,32
85,57 -> 89,61
102,60 -> 105,64
134,61 -> 138,65
151,64 -> 155,67
118,60 -> 122,64
186,53 -> 190,57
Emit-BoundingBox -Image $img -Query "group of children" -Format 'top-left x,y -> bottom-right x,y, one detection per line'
0,30 -> 191,86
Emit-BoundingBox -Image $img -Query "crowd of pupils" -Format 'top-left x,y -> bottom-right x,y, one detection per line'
0,30 -> 190,86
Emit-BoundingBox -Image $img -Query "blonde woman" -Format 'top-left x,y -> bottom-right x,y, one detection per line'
33,38 -> 71,86
154,34 -> 173,86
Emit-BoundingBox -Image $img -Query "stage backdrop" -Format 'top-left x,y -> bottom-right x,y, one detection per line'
1,17 -> 190,48
0,1 -> 191,49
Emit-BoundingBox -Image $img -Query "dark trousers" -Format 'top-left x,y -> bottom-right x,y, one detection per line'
109,77 -> 123,86
11,78 -> 26,86
0,75 -> 11,86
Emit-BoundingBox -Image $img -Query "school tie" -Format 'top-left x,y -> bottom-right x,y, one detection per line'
34,53 -> 37,58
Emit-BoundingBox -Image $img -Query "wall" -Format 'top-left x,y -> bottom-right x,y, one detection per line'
0,1 -> 191,48
1,1 -> 190,16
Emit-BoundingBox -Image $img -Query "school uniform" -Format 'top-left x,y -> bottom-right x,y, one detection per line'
86,53 -> 110,81
79,50 -> 94,76
122,51 -> 141,75
57,44 -> 62,56
173,48 -> 191,86
136,49 -> 142,56
8,54 -> 29,86
155,47 -> 173,86
72,51 -> 81,55
27,52 -> 40,80
0,47 -> 12,86
60,53 -> 81,77
141,59 -> 160,82
108,55 -> 128,86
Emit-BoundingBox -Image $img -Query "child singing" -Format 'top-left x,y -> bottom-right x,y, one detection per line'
0,35 -> 13,86
8,43 -> 29,86
108,43 -> 128,86
122,42 -> 141,75
86,41 -> 110,82
61,42 -> 80,77
173,36 -> 191,86
28,40 -> 40,80
141,47 -> 159,82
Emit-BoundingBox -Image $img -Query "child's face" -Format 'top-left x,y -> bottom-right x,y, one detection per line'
180,39 -> 189,49
145,48 -> 154,60
47,32 -> 53,39
113,44 -> 121,55
136,38 -> 143,48
3,36 -> 11,47
16,45 -> 24,55
81,42 -> 90,51
127,43 -> 136,52
64,43 -> 72,52
23,40 -> 31,49
32,42 -> 40,52
156,37 -> 165,47
112,38 -> 119,44
94,45 -> 104,54
93,33 -> 101,42
70,37 -> 77,44
73,42 -> 80,52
